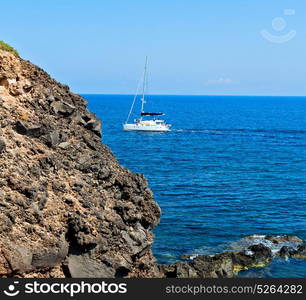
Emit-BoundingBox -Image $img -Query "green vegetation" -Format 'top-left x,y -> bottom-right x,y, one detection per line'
0,40 -> 19,56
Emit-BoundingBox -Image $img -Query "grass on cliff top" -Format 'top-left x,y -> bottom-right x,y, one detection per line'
0,40 -> 19,57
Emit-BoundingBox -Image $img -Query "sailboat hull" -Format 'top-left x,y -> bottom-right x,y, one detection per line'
123,123 -> 170,132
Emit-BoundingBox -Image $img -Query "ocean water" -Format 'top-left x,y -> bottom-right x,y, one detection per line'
84,94 -> 306,278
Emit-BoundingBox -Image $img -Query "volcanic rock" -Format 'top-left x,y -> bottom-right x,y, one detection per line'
161,235 -> 305,278
0,49 -> 160,278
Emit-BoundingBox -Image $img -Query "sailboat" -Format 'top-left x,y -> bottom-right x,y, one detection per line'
123,57 -> 171,132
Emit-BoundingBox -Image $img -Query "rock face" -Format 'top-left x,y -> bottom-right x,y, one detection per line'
0,50 -> 161,277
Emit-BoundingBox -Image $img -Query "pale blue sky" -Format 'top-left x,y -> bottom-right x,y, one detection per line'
1,0 -> 306,95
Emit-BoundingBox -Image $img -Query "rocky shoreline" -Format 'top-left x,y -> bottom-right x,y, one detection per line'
0,48 -> 305,278
159,235 -> 306,278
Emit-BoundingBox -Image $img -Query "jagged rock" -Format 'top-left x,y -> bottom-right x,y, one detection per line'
295,246 -> 306,258
50,100 -> 75,116
248,243 -> 272,260
68,254 -> 115,278
31,239 -> 69,268
0,49 -> 160,278
161,262 -> 198,278
71,111 -> 87,126
230,234 -> 304,256
194,253 -> 234,278
14,121 -> 46,138
0,138 -> 5,152
231,244 -> 272,270
1,244 -> 33,274
0,78 -> 9,88
97,166 -> 110,180
46,94 -> 55,103
279,246 -> 298,257
23,84 -> 32,92
85,118 -> 101,137
9,86 -> 23,96
41,130 -> 60,147
58,141 -> 70,149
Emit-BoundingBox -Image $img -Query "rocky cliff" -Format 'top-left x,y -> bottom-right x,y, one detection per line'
0,49 -> 161,277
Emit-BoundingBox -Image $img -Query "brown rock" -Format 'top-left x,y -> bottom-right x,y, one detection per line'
0,49 -> 160,278
0,138 -> 5,152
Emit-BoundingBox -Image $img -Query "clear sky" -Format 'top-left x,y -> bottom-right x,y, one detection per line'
1,0 -> 306,95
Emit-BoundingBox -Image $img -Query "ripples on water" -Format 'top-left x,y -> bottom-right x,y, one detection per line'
85,95 -> 306,277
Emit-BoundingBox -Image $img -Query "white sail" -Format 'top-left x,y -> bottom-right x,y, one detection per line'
123,57 -> 171,132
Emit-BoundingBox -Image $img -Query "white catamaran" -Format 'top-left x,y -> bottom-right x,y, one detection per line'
123,57 -> 171,132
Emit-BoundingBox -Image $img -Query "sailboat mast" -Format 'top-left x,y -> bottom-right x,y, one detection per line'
140,56 -> 148,114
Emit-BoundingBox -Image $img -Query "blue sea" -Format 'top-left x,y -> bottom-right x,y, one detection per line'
84,94 -> 306,278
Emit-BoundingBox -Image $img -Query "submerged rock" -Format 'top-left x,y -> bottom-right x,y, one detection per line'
160,235 -> 305,278
230,235 -> 304,256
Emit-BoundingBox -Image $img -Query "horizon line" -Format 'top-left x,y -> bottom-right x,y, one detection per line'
78,93 -> 306,97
